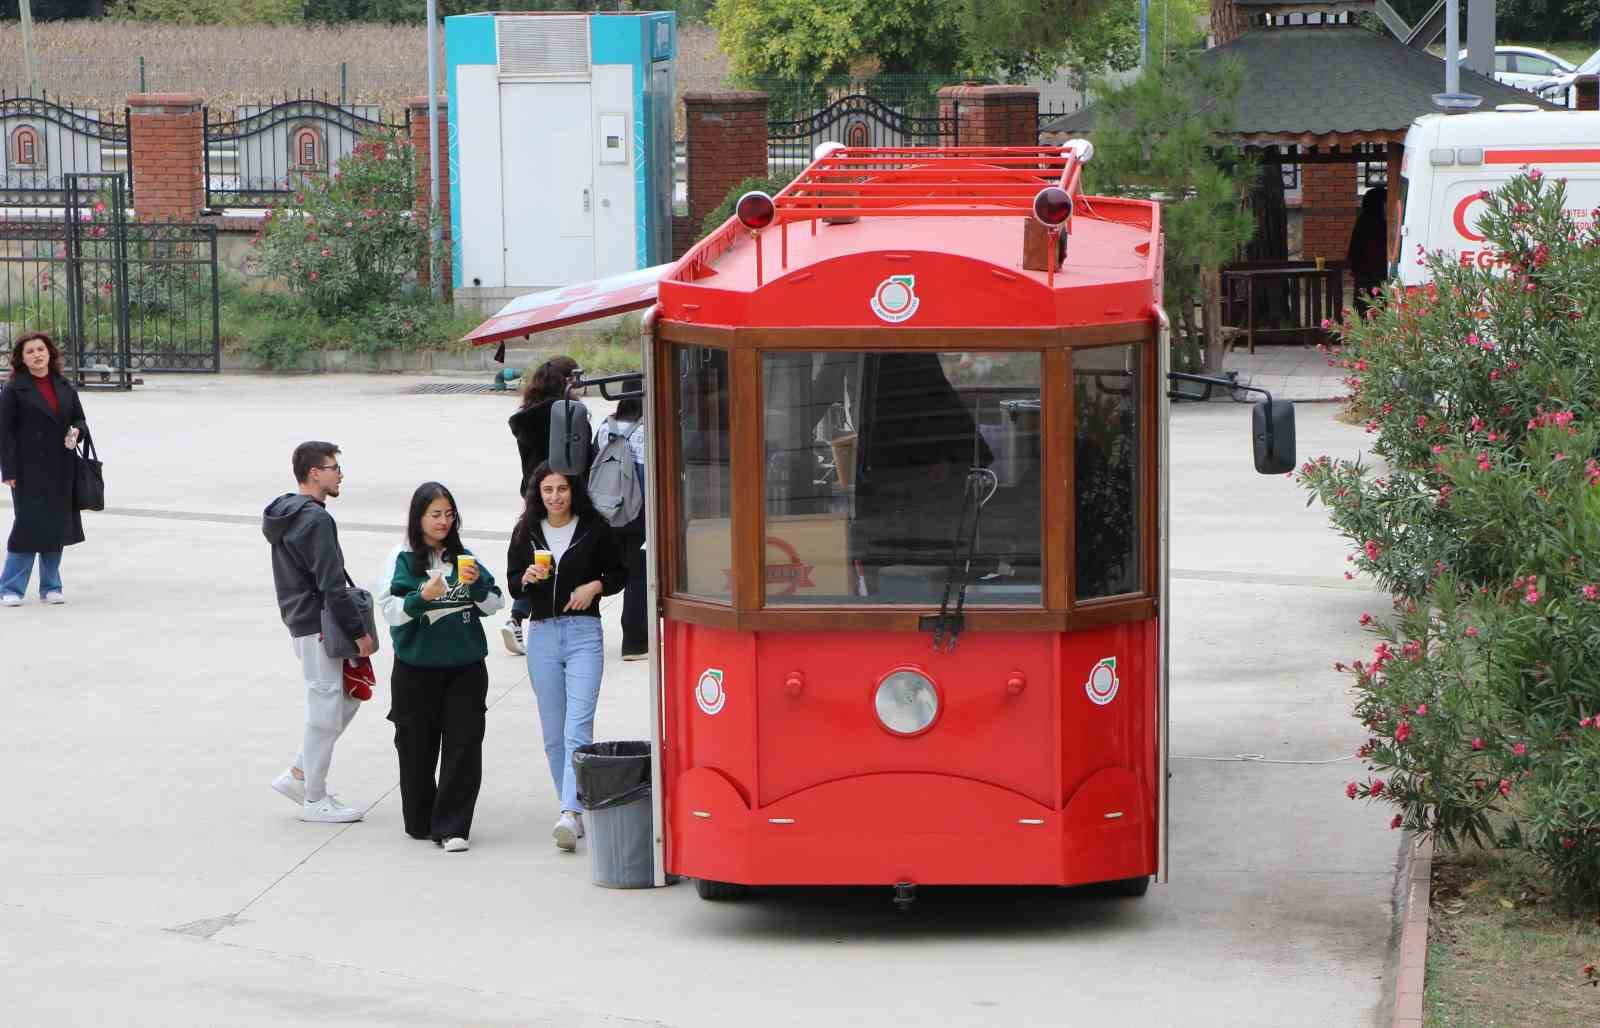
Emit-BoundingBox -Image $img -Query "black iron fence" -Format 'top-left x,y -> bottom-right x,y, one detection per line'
1,172 -> 219,385
0,92 -> 131,209
203,95 -> 407,210
768,94 -> 959,178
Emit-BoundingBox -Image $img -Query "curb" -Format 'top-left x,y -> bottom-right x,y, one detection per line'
1393,834 -> 1434,1028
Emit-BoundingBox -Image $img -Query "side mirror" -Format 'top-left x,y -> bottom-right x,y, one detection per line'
1253,397 -> 1296,475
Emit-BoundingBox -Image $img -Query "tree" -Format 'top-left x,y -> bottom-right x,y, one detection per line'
712,0 -> 1116,84
1082,55 -> 1255,373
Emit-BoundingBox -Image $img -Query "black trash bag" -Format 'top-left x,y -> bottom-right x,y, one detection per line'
573,741 -> 652,810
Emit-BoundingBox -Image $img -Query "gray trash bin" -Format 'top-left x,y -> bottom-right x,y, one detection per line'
573,741 -> 654,889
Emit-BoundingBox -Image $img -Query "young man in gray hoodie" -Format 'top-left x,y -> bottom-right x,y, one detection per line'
262,441 -> 375,823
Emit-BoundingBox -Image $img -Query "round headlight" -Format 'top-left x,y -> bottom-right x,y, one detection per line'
874,669 -> 940,736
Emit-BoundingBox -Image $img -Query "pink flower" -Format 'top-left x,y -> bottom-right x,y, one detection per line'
1582,716 -> 1593,729
320,248 -> 330,257
1512,742 -> 1527,756
1563,837 -> 1577,850
1345,782 -> 1358,799
308,271 -> 320,282
1359,612 -> 1373,626
1416,703 -> 1428,716
1432,444 -> 1445,454
1395,721 -> 1412,744
1471,738 -> 1485,751
1390,814 -> 1403,830
1526,587 -> 1541,604
1465,626 -> 1478,638
1371,778 -> 1385,796
1344,571 -> 1354,580
1470,416 -> 1485,433
1584,585 -> 1599,602
1499,778 -> 1512,797
1416,415 -> 1429,430
1364,540 -> 1382,561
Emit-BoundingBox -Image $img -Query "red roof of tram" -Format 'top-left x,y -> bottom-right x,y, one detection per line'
658,146 -> 1161,331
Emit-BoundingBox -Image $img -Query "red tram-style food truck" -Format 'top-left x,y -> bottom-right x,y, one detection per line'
469,142 -> 1294,904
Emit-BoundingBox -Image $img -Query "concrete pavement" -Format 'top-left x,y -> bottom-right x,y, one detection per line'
1,374 -> 1395,1027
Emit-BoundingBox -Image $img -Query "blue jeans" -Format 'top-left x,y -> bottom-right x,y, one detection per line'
1,550 -> 62,598
525,616 -> 604,812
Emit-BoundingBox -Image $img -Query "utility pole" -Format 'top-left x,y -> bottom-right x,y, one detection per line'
426,0 -> 443,302
1140,0 -> 1151,68
19,0 -> 42,96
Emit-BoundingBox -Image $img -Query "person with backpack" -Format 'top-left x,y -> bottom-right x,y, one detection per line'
590,395 -> 647,660
503,356 -> 579,656
506,462 -> 627,850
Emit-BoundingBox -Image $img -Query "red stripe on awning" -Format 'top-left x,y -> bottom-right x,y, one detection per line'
1485,148 -> 1600,164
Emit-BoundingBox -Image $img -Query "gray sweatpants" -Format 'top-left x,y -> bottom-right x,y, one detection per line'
292,634 -> 362,803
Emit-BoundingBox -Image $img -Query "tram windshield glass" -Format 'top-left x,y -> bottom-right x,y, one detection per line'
1073,344 -> 1141,600
674,345 -> 733,602
761,350 -> 1042,606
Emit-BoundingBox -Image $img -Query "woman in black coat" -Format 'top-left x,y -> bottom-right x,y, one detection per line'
0,332 -> 89,605
501,354 -> 578,653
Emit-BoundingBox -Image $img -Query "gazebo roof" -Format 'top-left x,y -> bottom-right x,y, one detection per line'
1043,25 -> 1557,147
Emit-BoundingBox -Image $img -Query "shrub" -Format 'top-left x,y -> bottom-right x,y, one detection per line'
252,132 -> 425,317
1300,170 -> 1600,908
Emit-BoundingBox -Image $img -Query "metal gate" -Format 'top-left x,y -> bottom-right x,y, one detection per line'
0,172 -> 220,388
768,94 -> 958,178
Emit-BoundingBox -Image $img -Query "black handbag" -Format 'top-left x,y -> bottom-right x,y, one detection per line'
73,429 -> 105,512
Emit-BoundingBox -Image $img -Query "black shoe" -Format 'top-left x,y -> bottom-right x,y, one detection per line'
621,644 -> 648,662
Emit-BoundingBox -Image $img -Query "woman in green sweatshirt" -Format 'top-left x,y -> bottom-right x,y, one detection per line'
377,482 -> 503,852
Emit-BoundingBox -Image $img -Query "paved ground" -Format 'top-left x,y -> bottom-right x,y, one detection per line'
1,375 -> 1397,1027
1225,344 -> 1347,402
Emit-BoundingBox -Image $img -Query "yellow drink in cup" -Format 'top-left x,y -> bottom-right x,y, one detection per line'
456,554 -> 476,581
534,549 -> 553,569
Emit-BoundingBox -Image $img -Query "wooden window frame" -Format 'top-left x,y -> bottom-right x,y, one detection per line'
653,320 -> 1159,633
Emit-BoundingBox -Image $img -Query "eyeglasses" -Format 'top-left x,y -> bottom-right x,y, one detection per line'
314,463 -> 342,475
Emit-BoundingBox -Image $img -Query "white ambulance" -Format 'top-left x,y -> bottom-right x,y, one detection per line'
1398,108 -> 1600,285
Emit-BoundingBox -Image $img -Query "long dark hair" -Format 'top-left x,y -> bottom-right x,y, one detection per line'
513,461 -> 596,545
520,355 -> 578,410
406,481 -> 465,574
10,331 -> 62,377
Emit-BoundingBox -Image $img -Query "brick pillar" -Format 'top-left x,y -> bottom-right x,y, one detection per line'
407,96 -> 451,298
126,93 -> 203,222
1575,75 -> 1599,111
937,84 -> 1041,147
1300,160 -> 1359,270
1211,0 -> 1248,45
684,90 -> 768,239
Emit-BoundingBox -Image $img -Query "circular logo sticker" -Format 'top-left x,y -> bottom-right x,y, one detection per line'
1085,657 -> 1119,706
870,274 -> 920,323
695,668 -> 726,715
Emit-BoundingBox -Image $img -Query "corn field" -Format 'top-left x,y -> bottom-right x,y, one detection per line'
0,19 -> 728,124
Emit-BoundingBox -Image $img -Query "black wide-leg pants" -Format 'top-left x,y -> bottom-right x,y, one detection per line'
388,659 -> 489,841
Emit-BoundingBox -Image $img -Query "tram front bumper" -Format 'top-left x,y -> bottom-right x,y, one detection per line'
668,766 -> 1154,887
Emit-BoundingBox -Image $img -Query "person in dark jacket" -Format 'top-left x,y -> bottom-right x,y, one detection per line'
502,355 -> 580,655
261,441 -> 374,824
1347,186 -> 1389,319
506,461 -> 626,851
377,482 -> 503,853
0,332 -> 89,606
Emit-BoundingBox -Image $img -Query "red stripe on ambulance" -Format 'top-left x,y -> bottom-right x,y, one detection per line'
1485,148 -> 1600,165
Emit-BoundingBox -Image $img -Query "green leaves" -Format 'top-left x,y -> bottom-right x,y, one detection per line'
1307,170 -> 1600,910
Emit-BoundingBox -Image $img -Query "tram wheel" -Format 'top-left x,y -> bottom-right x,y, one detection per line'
1109,875 -> 1150,898
693,877 -> 750,901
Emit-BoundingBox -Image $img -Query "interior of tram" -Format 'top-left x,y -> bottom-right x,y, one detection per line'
673,344 -> 1145,608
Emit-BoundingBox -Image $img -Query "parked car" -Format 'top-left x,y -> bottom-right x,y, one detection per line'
1457,45 -> 1574,93
1534,47 -> 1599,107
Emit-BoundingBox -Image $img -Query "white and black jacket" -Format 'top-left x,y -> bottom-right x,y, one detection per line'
506,513 -> 627,622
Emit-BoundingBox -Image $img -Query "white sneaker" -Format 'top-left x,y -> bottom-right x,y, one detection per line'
271,768 -> 306,806
42,591 -> 64,605
300,795 -> 363,823
501,620 -> 526,656
553,812 -> 579,851
442,836 -> 470,852
1,595 -> 20,607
